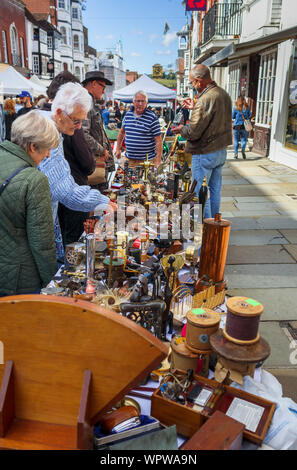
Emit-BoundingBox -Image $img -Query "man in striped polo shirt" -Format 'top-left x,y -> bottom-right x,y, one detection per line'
115,91 -> 162,167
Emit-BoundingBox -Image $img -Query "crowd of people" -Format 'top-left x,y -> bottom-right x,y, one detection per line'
0,63 -> 252,297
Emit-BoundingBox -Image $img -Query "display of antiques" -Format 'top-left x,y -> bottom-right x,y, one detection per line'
1,134 -> 278,450
151,368 -> 276,445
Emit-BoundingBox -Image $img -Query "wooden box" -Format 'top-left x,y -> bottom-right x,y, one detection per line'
0,295 -> 168,450
151,370 -> 276,445
180,410 -> 244,450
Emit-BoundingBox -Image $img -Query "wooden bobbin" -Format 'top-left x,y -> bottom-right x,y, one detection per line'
186,307 -> 221,354
223,296 -> 264,345
170,336 -> 209,377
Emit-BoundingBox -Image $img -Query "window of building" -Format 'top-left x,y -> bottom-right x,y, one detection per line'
256,49 -> 277,126
20,37 -> 25,67
74,66 -> 80,80
58,0 -> 65,9
228,63 -> 241,105
55,37 -> 61,51
72,7 -> 78,19
2,31 -> 8,63
40,30 -> 47,44
10,25 -> 19,65
285,43 -> 297,152
41,55 -> 48,75
33,55 -> 40,75
73,34 -> 79,50
33,28 -> 39,41
60,26 -> 67,45
47,35 -> 53,50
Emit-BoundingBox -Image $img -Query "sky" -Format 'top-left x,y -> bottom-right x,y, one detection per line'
82,0 -> 190,74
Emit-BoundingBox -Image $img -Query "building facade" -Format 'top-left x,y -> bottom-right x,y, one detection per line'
25,8 -> 61,82
56,0 -> 84,80
0,0 -> 29,75
176,22 -> 190,99
83,26 -> 100,75
126,70 -> 139,84
267,0 -> 297,169
97,41 -> 126,101
187,0 -> 297,165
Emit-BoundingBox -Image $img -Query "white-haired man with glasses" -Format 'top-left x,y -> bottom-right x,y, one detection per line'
115,91 -> 162,167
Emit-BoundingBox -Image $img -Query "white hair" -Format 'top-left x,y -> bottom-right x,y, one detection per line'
11,110 -> 60,152
51,82 -> 92,116
133,90 -> 148,102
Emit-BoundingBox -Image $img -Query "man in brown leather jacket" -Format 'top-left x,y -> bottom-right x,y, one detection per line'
173,64 -> 232,218
82,71 -> 115,191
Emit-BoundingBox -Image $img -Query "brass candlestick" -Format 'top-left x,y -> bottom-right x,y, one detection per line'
140,154 -> 154,182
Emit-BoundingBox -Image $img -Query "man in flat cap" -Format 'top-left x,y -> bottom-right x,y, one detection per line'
82,71 -> 115,190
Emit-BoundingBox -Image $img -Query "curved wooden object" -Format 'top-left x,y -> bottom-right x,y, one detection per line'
0,295 -> 168,449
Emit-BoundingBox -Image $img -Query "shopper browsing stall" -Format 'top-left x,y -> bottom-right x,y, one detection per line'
0,111 -> 59,295
38,82 -> 116,225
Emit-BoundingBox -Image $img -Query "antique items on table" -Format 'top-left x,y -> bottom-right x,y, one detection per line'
0,295 -> 168,450
151,369 -> 276,445
197,213 -> 231,294
210,296 -> 270,385
99,406 -> 141,434
223,296 -> 264,345
185,307 -> 221,354
170,336 -> 209,378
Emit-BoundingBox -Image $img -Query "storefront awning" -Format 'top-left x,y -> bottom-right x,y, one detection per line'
203,25 -> 297,67
202,43 -> 235,67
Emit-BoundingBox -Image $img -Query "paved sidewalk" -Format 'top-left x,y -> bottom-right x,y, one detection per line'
221,148 -> 297,402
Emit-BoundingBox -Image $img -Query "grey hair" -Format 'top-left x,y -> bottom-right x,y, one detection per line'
11,110 -> 60,152
191,64 -> 211,80
133,90 -> 148,102
51,82 -> 92,116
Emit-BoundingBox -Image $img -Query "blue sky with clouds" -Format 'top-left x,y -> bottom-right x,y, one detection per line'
82,0 -> 189,74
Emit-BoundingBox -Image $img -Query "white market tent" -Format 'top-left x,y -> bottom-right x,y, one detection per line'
113,74 -> 176,103
30,74 -> 50,93
0,65 -> 46,97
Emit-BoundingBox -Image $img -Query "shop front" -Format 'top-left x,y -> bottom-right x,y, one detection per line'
269,39 -> 297,169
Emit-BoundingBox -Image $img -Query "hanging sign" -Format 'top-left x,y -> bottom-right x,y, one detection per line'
186,0 -> 207,11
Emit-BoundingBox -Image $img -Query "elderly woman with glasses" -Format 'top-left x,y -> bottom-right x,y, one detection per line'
0,111 -> 59,296
38,82 -> 116,237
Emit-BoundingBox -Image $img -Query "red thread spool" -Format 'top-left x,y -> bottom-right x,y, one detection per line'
223,296 -> 264,345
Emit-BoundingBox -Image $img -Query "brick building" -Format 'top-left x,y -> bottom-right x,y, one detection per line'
126,70 -> 139,84
0,0 -> 29,74
21,0 -> 58,26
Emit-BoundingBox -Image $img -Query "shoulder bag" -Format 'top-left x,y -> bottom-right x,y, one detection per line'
240,110 -> 253,132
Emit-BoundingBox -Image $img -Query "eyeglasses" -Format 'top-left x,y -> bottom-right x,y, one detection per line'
63,112 -> 83,126
134,100 -> 146,103
96,82 -> 106,90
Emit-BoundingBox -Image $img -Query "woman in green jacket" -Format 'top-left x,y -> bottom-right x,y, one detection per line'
0,110 -> 60,296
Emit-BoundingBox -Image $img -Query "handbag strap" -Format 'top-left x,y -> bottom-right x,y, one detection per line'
240,109 -> 248,122
0,165 -> 29,196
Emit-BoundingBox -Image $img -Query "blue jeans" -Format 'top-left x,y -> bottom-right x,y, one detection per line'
191,149 -> 227,219
233,128 -> 248,154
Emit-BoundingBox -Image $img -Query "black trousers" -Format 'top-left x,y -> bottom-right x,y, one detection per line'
58,203 -> 89,248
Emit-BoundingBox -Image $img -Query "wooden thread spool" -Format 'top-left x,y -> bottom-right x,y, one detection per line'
170,336 -> 209,377
186,307 -> 221,354
197,213 -> 231,294
223,296 -> 264,345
